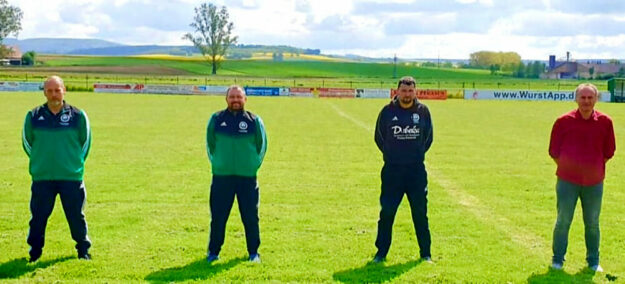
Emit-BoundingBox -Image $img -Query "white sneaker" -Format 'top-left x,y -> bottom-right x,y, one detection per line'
551,262 -> 563,270
589,264 -> 603,273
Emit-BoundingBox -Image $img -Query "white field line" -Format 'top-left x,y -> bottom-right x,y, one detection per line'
327,101 -> 547,254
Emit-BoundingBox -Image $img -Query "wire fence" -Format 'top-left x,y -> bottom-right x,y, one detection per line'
0,71 -> 602,93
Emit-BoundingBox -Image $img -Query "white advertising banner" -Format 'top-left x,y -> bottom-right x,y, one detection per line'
0,81 -> 43,92
465,90 -> 611,102
93,83 -> 143,93
194,85 -> 229,95
356,88 -> 390,98
142,84 -> 194,95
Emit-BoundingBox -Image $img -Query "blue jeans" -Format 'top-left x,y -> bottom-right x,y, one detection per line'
552,179 -> 603,266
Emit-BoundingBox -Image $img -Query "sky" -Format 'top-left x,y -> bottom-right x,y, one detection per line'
8,0 -> 625,60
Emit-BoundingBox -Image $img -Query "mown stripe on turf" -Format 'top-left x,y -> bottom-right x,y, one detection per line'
326,101 -> 548,255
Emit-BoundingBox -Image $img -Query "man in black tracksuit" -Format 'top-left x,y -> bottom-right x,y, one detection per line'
373,76 -> 433,263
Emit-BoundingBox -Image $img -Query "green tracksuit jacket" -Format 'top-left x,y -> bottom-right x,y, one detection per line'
22,103 -> 91,181
206,109 -> 267,177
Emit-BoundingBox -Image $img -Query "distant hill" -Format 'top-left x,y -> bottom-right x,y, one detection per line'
3,38 -> 122,54
2,38 -> 322,58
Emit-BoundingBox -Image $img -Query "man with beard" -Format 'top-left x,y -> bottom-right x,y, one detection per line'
205,85 -> 267,263
373,76 -> 433,263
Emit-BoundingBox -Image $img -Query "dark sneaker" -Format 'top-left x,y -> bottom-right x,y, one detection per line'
206,253 -> 219,263
29,248 -> 42,263
551,262 -> 563,270
421,256 -> 433,263
372,255 -> 386,263
249,253 -> 261,263
78,253 -> 91,260
589,264 -> 603,273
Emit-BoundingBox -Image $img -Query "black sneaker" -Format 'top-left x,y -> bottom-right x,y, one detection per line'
206,253 -> 219,263
372,255 -> 386,263
249,253 -> 261,263
78,253 -> 91,260
29,248 -> 42,263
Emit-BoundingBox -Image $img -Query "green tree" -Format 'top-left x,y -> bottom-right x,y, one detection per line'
21,50 -> 35,65
514,62 -> 525,78
469,51 -> 521,71
183,3 -> 237,75
0,0 -> 23,58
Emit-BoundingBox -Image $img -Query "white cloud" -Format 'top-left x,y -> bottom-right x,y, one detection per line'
6,0 -> 625,59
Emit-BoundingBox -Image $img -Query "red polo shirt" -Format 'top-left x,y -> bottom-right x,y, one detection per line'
549,109 -> 616,186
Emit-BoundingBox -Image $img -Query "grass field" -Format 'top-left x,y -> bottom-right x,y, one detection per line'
1,92 -> 624,283
0,55 -> 607,91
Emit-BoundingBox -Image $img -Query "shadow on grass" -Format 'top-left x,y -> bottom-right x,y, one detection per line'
145,256 -> 246,283
333,259 -> 421,283
527,267 -> 604,283
0,256 -> 73,279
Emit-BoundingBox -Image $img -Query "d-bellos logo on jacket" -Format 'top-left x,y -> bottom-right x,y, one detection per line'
391,125 -> 420,140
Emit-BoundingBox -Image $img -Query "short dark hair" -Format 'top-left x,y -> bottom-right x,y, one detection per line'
397,76 -> 416,88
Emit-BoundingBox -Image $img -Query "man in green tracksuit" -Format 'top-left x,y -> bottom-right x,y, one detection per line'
206,85 -> 267,263
22,76 -> 92,262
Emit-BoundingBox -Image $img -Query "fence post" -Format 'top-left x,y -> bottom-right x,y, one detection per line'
205,77 -> 207,86
472,82 -> 475,89
176,76 -> 179,85
293,79 -> 296,87
86,74 -> 89,90
25,73 -> 28,82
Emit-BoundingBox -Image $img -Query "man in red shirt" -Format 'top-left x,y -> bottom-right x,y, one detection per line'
549,83 -> 616,272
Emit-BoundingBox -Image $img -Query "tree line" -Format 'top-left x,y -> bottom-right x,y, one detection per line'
469,51 -> 545,78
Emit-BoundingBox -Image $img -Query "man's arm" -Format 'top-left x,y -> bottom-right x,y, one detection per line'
22,112 -> 33,157
548,119 -> 562,163
374,109 -> 385,152
206,114 -> 217,162
255,116 -> 268,164
79,110 -> 92,160
423,108 -> 433,153
603,118 -> 616,163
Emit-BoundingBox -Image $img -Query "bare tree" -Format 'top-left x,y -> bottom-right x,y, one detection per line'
183,3 -> 237,75
0,0 -> 23,58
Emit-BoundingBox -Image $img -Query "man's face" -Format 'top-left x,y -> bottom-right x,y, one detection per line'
575,86 -> 597,114
397,83 -> 416,105
226,88 -> 246,111
44,79 -> 65,106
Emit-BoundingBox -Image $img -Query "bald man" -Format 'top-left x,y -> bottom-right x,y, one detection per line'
549,83 -> 615,272
22,76 -> 92,262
